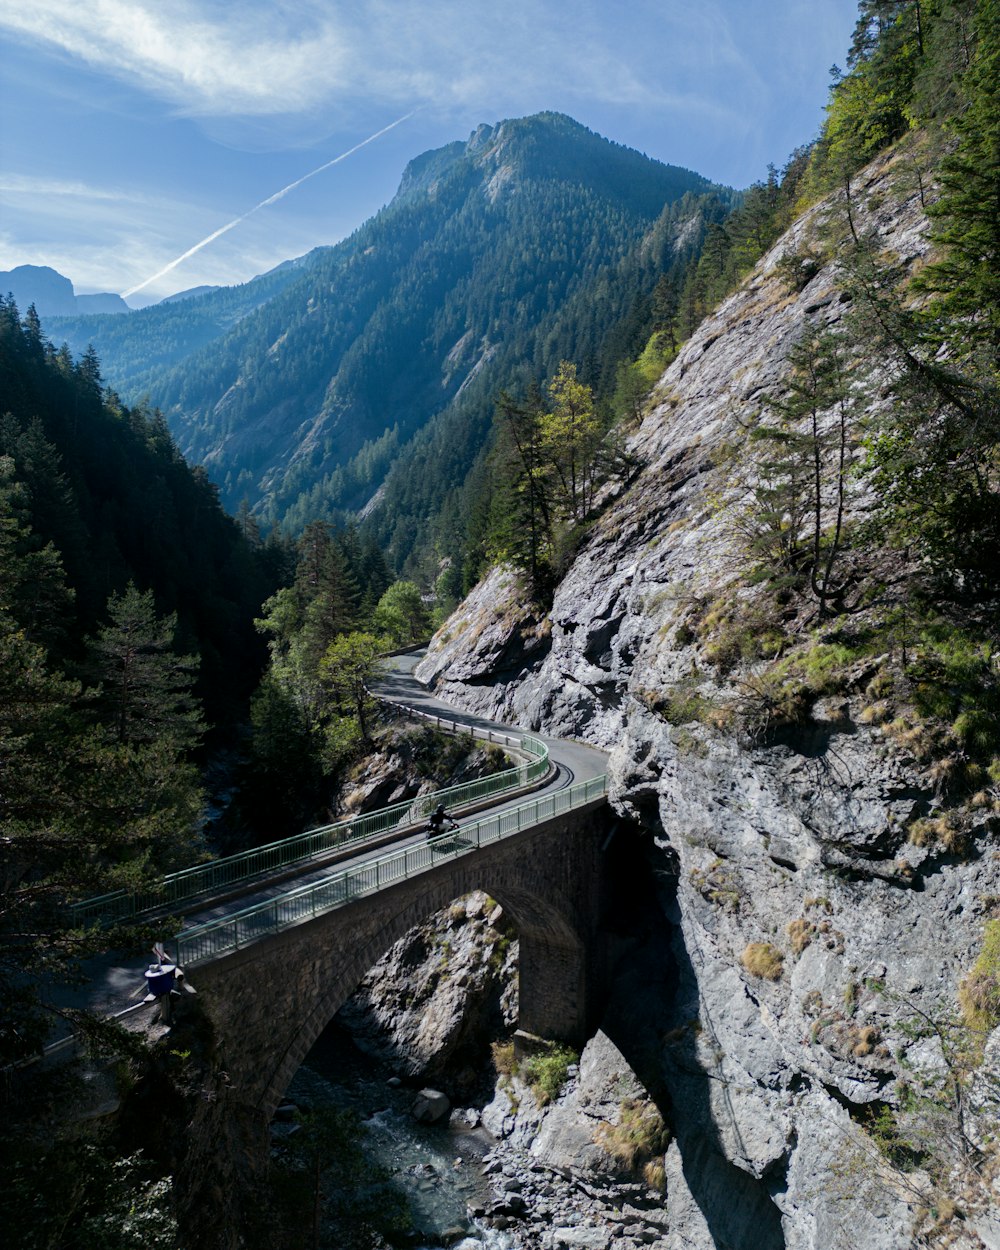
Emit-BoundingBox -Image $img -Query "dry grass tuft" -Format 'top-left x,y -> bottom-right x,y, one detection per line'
490,1040 -> 516,1076
595,1098 -> 671,1183
786,918 -> 816,955
907,812 -> 971,857
741,942 -> 784,980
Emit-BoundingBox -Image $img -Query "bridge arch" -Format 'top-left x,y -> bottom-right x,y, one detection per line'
265,873 -> 585,1116
189,801 -> 610,1123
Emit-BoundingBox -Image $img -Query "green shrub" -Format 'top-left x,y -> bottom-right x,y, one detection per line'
649,682 -> 732,731
952,708 -> 999,755
907,629 -> 1000,755
794,642 -> 862,690
521,1042 -> 578,1106
776,245 -> 824,292
958,920 -> 1000,1035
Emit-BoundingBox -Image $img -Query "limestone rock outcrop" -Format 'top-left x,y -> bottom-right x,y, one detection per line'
331,722 -> 511,817
338,890 -> 517,1103
417,148 -> 1000,1247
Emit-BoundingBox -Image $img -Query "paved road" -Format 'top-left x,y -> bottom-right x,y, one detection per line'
373,649 -> 608,791
43,651 -> 608,1031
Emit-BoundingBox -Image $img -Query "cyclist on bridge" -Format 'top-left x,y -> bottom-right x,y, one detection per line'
427,803 -> 459,839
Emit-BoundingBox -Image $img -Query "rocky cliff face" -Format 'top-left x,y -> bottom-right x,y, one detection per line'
330,721 -> 511,818
338,890 -> 517,1103
416,148 -> 1000,1248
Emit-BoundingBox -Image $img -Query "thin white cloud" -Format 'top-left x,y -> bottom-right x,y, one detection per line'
0,173 -> 226,296
0,0 -> 351,115
0,173 -> 155,204
0,0 -> 753,126
0,198 -> 307,301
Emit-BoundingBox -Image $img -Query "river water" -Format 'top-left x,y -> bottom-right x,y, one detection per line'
286,1022 -> 514,1250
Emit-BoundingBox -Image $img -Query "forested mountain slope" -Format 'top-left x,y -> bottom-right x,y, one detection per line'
44,259 -> 306,406
0,301 -> 275,718
0,297 -> 283,1099
46,114 -> 730,569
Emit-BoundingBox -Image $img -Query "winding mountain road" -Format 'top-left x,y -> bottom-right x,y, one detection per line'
374,650 -> 608,795
44,652 -> 608,1039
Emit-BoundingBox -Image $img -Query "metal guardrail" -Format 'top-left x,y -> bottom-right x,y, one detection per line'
172,772 -> 608,967
71,714 -> 549,928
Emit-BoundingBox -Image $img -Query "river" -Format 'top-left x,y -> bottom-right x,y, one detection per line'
286,1021 -> 514,1250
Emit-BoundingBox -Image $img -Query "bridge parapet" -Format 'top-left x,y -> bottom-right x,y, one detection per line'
173,773 -> 607,967
72,724 -> 550,928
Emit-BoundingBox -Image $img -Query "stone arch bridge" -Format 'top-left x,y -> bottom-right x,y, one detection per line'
58,657 -> 617,1249
188,792 -> 612,1126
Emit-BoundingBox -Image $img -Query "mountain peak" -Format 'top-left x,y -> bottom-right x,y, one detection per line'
1,263 -> 128,316
394,111 -> 711,216
43,111 -> 724,562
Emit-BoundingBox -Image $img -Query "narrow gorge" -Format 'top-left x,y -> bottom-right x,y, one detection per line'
5,6 -> 998,1246
402,142 -> 1000,1250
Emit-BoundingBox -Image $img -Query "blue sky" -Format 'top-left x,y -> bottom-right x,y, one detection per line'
0,1 -> 860,305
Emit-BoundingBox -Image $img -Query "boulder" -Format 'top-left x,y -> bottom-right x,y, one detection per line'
411,1088 -> 451,1124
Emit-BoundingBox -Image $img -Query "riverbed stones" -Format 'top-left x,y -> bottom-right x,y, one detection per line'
549,1229 -> 612,1249
439,1224 -> 470,1245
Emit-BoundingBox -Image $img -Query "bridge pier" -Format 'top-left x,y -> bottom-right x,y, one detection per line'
506,814 -> 610,1049
517,932 -> 595,1048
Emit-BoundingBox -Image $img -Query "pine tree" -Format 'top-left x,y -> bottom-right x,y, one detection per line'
87,583 -> 203,750
238,671 -> 324,837
918,0 -> 1000,366
0,545 -> 196,1058
488,388 -> 555,596
0,622 -> 91,1060
0,454 -> 74,651
651,273 -> 681,352
541,361 -> 601,521
744,329 -> 859,616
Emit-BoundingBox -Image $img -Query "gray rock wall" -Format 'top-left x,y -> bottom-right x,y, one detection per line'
338,890 -> 518,1102
417,147 -> 1000,1247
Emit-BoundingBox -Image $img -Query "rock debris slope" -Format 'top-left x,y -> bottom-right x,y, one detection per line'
417,148 -> 1000,1249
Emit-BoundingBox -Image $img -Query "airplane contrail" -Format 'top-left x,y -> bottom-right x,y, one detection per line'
122,111 -> 417,299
